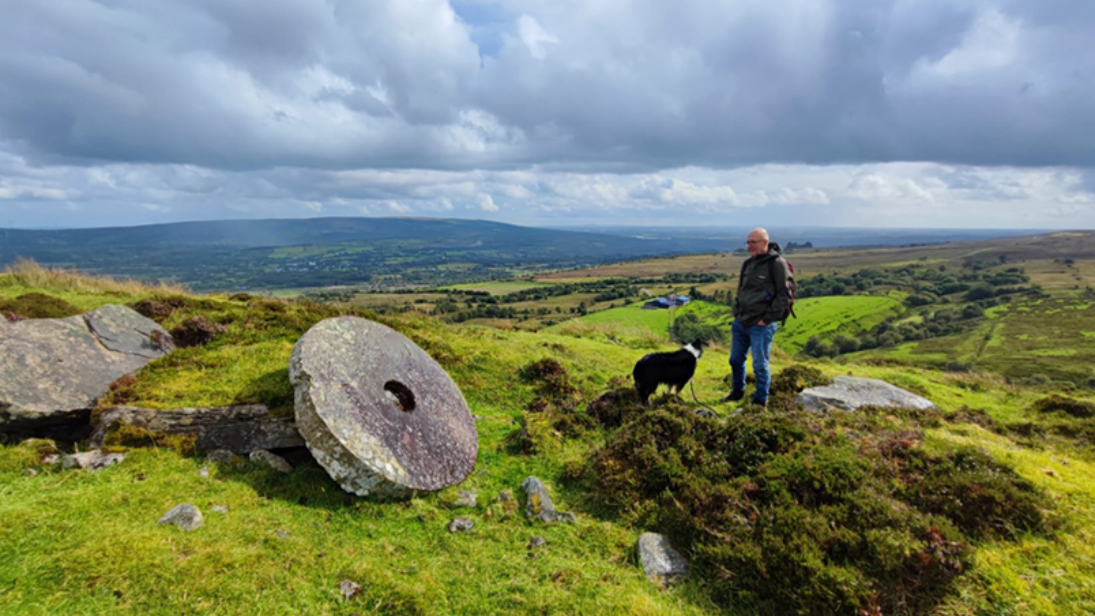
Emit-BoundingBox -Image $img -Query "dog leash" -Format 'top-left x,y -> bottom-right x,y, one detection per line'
689,380 -> 718,418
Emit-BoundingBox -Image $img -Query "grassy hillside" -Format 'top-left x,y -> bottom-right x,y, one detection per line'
778,295 -> 906,353
4,264 -> 1095,614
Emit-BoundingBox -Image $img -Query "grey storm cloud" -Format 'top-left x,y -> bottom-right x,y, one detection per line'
1,0 -> 1094,173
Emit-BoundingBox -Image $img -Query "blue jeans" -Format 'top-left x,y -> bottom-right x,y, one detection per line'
729,320 -> 778,404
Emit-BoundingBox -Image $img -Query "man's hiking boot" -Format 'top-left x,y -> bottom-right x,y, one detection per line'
751,398 -> 768,409
720,390 -> 745,403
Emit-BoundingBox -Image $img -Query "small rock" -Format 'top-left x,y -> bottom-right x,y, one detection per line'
521,476 -> 576,523
694,408 -> 717,418
199,465 -> 210,478
637,532 -> 689,588
24,468 -> 38,477
274,530 -> 290,539
529,537 -> 547,549
205,449 -> 240,464
498,490 -> 513,502
455,490 -> 478,508
158,504 -> 204,531
42,454 -> 60,465
62,450 -> 126,472
250,449 -> 292,474
448,517 -> 474,533
472,415 -> 484,422
339,579 -> 362,600
211,505 -> 229,514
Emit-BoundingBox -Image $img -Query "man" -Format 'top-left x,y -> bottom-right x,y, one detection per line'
722,227 -> 791,406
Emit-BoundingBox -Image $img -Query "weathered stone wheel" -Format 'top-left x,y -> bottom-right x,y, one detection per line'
289,317 -> 478,498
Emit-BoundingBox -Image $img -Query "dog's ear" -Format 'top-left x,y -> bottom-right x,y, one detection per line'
693,339 -> 707,349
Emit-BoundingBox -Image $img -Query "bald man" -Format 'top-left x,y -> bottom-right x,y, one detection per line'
722,227 -> 792,406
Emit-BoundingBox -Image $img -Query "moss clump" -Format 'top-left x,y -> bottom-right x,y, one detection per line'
0,292 -> 83,319
1032,395 -> 1095,419
100,424 -> 197,456
592,403 -> 1054,615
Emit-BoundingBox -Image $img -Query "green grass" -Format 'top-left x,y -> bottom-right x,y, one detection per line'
855,297 -> 1095,383
5,267 -> 1095,614
545,300 -> 730,342
777,295 -> 905,353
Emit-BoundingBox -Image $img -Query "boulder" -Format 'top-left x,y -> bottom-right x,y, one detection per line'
637,532 -> 689,588
796,376 -> 937,413
89,404 -> 303,453
0,305 -> 173,440
455,490 -> 478,508
289,317 -> 477,498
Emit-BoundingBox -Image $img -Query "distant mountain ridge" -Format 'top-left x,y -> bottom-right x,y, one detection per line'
0,217 -> 731,291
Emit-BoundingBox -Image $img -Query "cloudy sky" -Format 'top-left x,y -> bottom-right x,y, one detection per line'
1,0 -> 1093,229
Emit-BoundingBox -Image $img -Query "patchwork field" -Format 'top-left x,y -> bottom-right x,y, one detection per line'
851,297 -> 1095,383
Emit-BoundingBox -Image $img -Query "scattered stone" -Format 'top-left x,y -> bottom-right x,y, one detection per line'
61,450 -> 126,472
250,449 -> 293,474
199,465 -> 210,478
637,532 -> 689,588
796,376 -> 937,413
529,537 -> 547,549
41,454 -> 60,465
211,505 -> 229,514
498,490 -> 513,502
205,449 -> 241,464
158,504 -> 204,531
289,317 -> 478,498
0,305 -> 174,441
448,517 -> 474,533
89,405 -> 303,454
521,476 -> 576,524
694,408 -> 717,418
455,490 -> 478,508
472,415 -> 484,422
24,468 -> 38,477
339,580 -> 362,600
274,530 -> 290,539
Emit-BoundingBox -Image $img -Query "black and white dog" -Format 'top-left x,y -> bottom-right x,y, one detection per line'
632,340 -> 705,405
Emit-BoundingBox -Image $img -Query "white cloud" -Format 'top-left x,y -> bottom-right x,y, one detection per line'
303,201 -> 323,212
477,193 -> 499,211
386,200 -> 412,213
516,15 -> 559,60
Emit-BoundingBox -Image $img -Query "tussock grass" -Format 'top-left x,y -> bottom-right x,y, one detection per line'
1,258 -> 187,297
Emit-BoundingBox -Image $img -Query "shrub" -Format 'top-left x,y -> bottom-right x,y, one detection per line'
1032,395 -> 1095,419
592,403 -> 1053,615
0,293 -> 82,319
131,299 -> 176,321
169,316 -> 228,348
942,360 -> 972,373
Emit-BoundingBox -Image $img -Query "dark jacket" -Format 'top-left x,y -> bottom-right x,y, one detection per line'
733,242 -> 791,328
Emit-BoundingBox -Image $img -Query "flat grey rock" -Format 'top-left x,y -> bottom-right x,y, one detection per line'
339,580 -> 362,600
289,317 -> 478,498
0,305 -> 173,438
796,376 -> 937,412
637,532 -> 689,587
62,450 -> 126,472
250,449 -> 293,473
89,404 -> 303,453
158,504 -> 204,531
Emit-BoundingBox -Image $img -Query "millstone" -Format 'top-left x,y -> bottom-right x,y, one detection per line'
289,317 -> 478,498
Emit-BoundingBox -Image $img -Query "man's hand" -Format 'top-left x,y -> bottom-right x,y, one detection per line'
757,320 -> 766,326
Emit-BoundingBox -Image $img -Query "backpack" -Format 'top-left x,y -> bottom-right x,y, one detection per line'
768,257 -> 797,324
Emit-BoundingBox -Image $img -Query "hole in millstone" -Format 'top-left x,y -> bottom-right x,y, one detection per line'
384,380 -> 417,413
